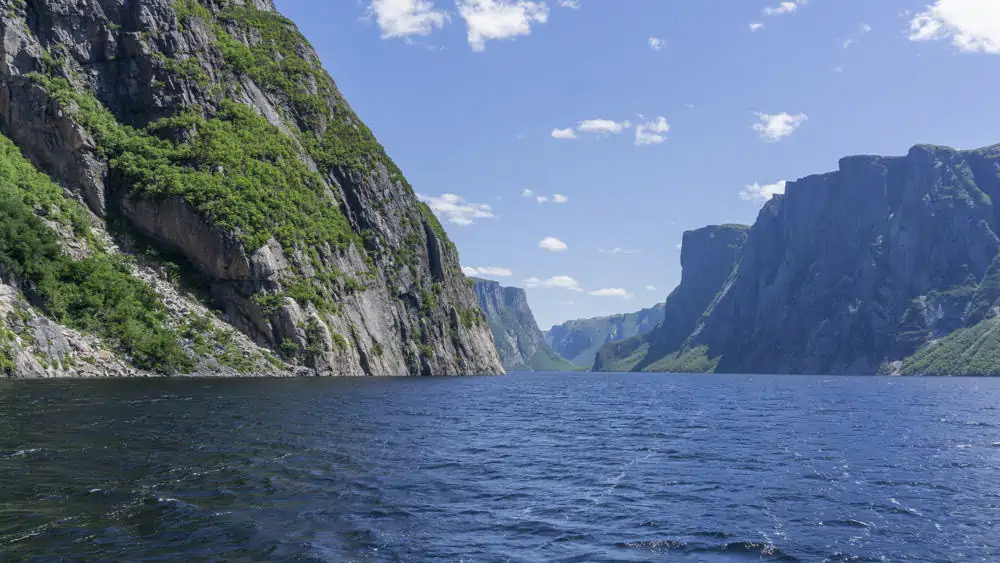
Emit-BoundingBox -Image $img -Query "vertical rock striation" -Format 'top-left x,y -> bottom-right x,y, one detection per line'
473,278 -> 573,371
0,0 -> 502,376
597,143 -> 1000,376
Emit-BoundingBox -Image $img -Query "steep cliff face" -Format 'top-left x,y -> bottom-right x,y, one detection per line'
696,144 -> 1000,374
593,225 -> 748,372
545,303 -> 665,368
473,278 -> 573,371
600,143 -> 1000,375
0,0 -> 502,377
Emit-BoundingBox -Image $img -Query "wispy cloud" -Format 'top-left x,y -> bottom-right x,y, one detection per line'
635,116 -> 670,146
598,247 -> 639,255
762,0 -> 807,17
740,180 -> 787,203
551,127 -> 578,140
552,194 -> 569,203
843,22 -> 872,48
457,0 -> 549,51
559,0 -> 580,8
577,118 -> 632,135
539,236 -> 569,252
367,0 -> 449,38
645,285 -> 657,291
648,37 -> 665,51
525,275 -> 583,291
909,0 -> 1000,54
418,193 -> 494,225
749,22 -> 764,32
462,266 -> 513,277
752,112 -> 808,142
589,288 -> 634,299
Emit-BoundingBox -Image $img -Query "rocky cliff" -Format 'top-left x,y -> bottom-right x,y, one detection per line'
545,303 -> 665,368
0,0 -> 502,377
473,278 -> 574,371
599,143 -> 1000,375
593,225 -> 748,372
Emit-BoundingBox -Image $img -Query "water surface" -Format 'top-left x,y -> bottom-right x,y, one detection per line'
2,373 -> 1000,561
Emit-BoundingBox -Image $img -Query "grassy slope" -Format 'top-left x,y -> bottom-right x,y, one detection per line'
899,317 -> 1000,376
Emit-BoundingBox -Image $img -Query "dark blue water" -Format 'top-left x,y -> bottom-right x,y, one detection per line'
2,373 -> 1000,561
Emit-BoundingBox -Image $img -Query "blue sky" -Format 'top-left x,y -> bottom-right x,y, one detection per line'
275,0 -> 1000,329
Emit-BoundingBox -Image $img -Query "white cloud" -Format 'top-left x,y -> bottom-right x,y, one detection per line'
909,0 -> 1000,53
740,180 -> 787,203
645,285 -> 657,291
521,188 -> 534,197
843,22 -> 872,48
536,196 -> 550,204
457,0 -> 549,51
577,118 -> 631,135
589,288 -> 634,299
648,37 -> 665,51
551,127 -> 578,140
598,247 -> 639,255
552,194 -> 569,203
559,0 -> 580,8
368,0 -> 449,38
675,242 -> 682,250
462,266 -> 513,277
418,193 -> 494,225
557,300 -> 576,305
539,236 -> 568,252
752,112 -> 808,142
635,116 -> 670,146
749,22 -> 764,32
524,275 -> 583,291
762,0 -> 807,17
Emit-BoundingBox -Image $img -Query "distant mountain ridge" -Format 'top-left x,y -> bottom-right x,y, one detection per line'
545,303 -> 665,368
472,279 -> 574,371
596,143 -> 1000,376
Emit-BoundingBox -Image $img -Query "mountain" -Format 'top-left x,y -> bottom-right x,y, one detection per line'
597,143 -> 1000,376
0,0 -> 502,377
545,303 -> 665,368
473,279 -> 575,371
593,225 -> 749,372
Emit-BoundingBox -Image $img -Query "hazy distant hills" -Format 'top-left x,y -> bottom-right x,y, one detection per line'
472,279 -> 575,372
544,304 -> 665,368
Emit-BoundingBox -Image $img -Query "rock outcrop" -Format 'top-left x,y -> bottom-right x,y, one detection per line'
545,303 -> 665,368
598,143 -> 1000,375
0,0 -> 502,377
473,278 -> 574,371
593,225 -> 748,372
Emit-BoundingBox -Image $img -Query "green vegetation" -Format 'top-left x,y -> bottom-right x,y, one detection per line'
0,128 -> 94,246
460,308 -> 484,330
418,344 -> 434,359
0,135 -> 190,374
645,346 -> 719,373
303,317 -> 326,361
525,349 -> 576,372
181,313 -> 258,372
331,332 -> 348,352
899,317 -> 1000,376
0,326 -> 17,375
178,1 -> 412,185
30,70 -> 356,252
371,342 -> 384,357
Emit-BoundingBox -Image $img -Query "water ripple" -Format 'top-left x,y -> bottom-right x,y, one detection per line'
2,373 -> 1000,561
